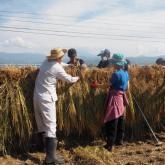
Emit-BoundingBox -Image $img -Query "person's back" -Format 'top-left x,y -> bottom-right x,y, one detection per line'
67,58 -> 85,66
35,60 -> 59,101
33,48 -> 79,165
97,60 -> 110,68
103,53 -> 129,152
110,69 -> 129,91
35,58 -> 78,102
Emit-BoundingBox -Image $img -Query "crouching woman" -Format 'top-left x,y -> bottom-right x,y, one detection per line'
103,53 -> 129,151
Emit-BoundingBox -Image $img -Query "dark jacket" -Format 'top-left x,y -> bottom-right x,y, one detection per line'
67,58 -> 85,66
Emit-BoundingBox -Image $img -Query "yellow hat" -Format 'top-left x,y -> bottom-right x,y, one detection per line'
47,48 -> 67,60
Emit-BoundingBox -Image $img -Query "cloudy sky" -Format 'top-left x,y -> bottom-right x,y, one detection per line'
0,0 -> 165,56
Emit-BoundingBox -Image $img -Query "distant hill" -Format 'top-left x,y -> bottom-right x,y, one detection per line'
0,51 -> 100,65
0,52 -> 45,65
126,55 -> 165,65
0,52 -> 165,66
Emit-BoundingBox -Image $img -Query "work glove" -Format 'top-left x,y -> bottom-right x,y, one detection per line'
90,81 -> 98,89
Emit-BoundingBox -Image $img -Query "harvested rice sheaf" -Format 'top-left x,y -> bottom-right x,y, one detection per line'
73,146 -> 114,165
0,66 -> 164,154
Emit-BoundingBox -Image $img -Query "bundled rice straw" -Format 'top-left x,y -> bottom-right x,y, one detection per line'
0,65 -> 164,153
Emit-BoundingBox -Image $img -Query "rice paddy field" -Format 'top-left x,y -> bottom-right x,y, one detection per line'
0,65 -> 164,165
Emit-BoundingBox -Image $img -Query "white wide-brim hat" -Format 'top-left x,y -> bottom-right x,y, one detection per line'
47,48 -> 67,60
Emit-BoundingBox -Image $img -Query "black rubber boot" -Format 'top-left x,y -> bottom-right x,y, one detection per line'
44,137 -> 64,165
107,139 -> 113,152
115,133 -> 124,146
54,139 -> 65,163
115,140 -> 123,146
36,132 -> 45,152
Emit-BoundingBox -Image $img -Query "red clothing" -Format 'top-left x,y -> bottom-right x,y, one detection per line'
90,82 -> 98,89
103,90 -> 129,123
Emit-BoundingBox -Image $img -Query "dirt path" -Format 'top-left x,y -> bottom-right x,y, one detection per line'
0,133 -> 164,165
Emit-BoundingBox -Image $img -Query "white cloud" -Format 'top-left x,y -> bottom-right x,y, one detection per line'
136,43 -> 165,56
134,0 -> 165,9
0,0 -> 165,56
46,0 -> 104,17
1,36 -> 34,49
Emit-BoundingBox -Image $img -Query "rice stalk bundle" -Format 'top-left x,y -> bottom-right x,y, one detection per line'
73,146 -> 114,165
0,65 -> 164,154
126,91 -> 135,122
129,65 -> 165,137
0,67 -> 35,154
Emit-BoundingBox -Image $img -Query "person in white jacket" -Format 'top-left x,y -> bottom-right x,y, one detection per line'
33,48 -> 79,165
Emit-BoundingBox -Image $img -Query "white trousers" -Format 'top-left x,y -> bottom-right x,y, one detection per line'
33,96 -> 57,138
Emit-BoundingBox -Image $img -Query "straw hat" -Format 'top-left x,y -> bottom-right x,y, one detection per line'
110,53 -> 127,66
47,48 -> 67,60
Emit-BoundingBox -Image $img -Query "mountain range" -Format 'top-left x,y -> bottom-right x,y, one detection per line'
0,52 -> 165,66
